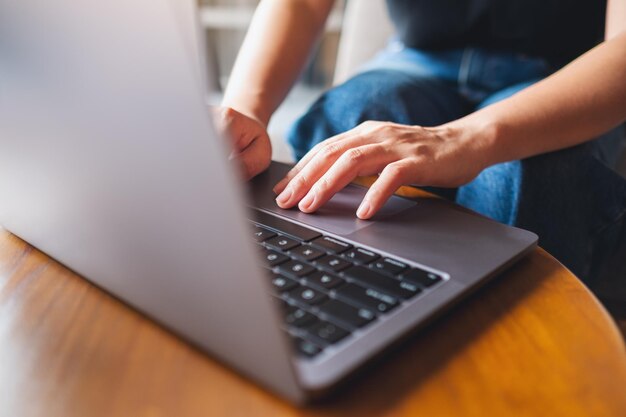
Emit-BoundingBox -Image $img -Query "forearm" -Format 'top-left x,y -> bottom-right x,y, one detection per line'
222,0 -> 334,126
448,31 -> 626,167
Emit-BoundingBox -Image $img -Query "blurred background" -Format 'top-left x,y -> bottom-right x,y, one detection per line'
200,0 -> 346,163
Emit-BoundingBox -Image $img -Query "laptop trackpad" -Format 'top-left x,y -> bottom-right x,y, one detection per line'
260,184 -> 417,236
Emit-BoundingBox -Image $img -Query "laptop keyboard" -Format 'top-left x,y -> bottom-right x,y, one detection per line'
251,210 -> 444,359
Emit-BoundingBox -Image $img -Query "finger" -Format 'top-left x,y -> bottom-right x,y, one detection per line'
274,120 -> 391,194
299,144 -> 393,213
272,138 -> 344,195
213,108 -> 260,154
357,162 -> 415,220
275,133 -> 370,209
232,136 -> 272,181
228,122 -> 264,156
272,129 -> 362,194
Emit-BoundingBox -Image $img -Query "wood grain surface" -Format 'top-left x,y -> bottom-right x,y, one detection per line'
1,214 -> 625,416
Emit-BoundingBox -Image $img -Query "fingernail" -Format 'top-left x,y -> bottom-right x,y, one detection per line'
299,192 -> 316,212
276,188 -> 292,206
357,200 -> 371,219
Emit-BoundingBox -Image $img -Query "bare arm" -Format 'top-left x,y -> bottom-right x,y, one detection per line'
449,0 -> 626,164
215,0 -> 334,180
455,30 -> 626,168
274,1 -> 626,219
222,0 -> 334,125
606,0 -> 626,39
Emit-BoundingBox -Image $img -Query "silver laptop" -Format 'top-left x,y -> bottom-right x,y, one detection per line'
0,0 -> 537,403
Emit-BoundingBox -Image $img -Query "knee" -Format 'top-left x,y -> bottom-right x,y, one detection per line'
287,70 -> 459,159
287,71 -> 407,158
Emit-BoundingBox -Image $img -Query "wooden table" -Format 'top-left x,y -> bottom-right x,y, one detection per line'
1,190 -> 626,416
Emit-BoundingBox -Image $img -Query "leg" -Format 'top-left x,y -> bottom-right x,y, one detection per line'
458,84 -> 626,291
287,69 -> 470,160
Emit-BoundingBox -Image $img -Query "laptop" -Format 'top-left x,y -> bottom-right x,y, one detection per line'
0,0 -> 537,403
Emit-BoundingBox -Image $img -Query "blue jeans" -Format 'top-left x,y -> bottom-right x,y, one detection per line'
287,44 -> 626,309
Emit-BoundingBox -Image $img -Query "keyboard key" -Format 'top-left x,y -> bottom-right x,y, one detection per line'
291,245 -> 325,262
305,270 -> 345,290
265,235 -> 300,251
318,299 -> 375,329
401,269 -> 443,288
288,286 -> 328,306
294,337 -> 323,357
335,283 -> 398,314
310,236 -> 352,254
262,249 -> 289,266
304,321 -> 350,345
252,226 -> 276,242
343,265 -> 420,300
372,258 -> 408,276
316,255 -> 352,272
342,247 -> 380,264
284,306 -> 317,328
270,274 -> 299,293
278,260 -> 315,277
252,210 -> 322,242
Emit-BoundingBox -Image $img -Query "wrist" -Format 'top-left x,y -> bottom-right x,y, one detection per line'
221,96 -> 273,128
440,114 -> 505,169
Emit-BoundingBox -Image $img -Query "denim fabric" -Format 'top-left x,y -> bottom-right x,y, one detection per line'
286,44 -> 626,306
360,41 -> 553,103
